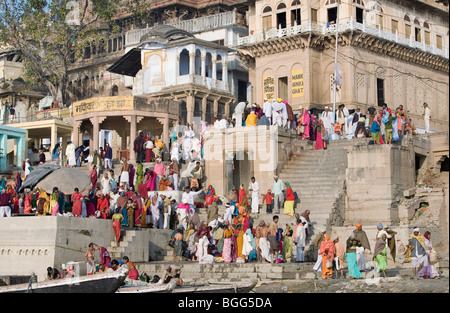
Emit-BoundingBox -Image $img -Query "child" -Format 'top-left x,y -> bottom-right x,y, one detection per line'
262,189 -> 274,214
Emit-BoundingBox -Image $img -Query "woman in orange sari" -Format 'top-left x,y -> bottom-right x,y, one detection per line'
236,224 -> 245,260
319,234 -> 335,279
71,188 -> 83,217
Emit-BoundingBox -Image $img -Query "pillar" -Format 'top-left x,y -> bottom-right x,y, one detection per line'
186,92 -> 195,125
223,61 -> 229,91
201,96 -> 208,121
90,116 -> 99,152
72,120 -> 81,147
129,115 -> 137,162
16,135 -> 26,166
213,98 -> 220,117
50,124 -> 58,153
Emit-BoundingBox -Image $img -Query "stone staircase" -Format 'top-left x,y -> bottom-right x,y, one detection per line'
276,138 -> 370,261
108,229 -> 139,260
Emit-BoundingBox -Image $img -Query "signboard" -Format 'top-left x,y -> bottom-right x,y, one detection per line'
73,96 -> 134,116
263,75 -> 275,101
291,67 -> 304,98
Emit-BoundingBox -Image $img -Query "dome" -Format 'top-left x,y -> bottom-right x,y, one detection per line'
139,25 -> 194,45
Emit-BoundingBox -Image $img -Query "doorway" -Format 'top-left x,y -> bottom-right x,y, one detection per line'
278,76 -> 288,101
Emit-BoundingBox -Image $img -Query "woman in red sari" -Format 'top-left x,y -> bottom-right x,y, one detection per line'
97,193 -> 110,219
112,211 -> 124,243
238,184 -> 248,207
90,165 -> 98,190
204,185 -> 216,206
71,188 -> 83,217
24,192 -> 32,214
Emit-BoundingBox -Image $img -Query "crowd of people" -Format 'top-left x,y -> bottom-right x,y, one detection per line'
222,99 -> 428,150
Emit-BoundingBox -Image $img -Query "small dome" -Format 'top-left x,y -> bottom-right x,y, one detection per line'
139,25 -> 194,45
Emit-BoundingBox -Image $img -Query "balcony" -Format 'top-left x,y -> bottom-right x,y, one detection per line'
126,10 -> 241,47
238,17 -> 449,60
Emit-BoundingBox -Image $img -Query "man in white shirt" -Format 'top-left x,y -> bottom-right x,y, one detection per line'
272,175 -> 284,214
320,107 -> 333,140
423,102 -> 431,133
249,177 -> 260,214
294,220 -> 306,262
263,98 -> 272,124
181,186 -> 203,211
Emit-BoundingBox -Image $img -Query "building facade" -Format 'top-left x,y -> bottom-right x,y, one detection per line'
238,0 -> 449,132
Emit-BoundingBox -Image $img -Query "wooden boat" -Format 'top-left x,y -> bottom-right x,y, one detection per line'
172,280 -> 258,293
116,279 -> 178,293
0,268 -> 128,293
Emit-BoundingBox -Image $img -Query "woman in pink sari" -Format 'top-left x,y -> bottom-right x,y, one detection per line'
300,108 -> 310,140
132,192 -> 143,227
315,119 -> 325,150
145,170 -> 157,191
223,222 -> 234,263
90,165 -> 98,190
238,184 -> 248,207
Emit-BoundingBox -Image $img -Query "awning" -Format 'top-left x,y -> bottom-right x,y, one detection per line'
106,48 -> 142,77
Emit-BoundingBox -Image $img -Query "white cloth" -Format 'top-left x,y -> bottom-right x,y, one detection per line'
65,143 -> 76,166
272,111 -> 282,126
0,206 -> 11,217
250,181 -> 259,214
198,235 -> 209,260
223,206 -> 233,224
259,237 -> 272,262
295,224 -> 306,247
120,171 -> 129,184
263,101 -> 272,118
242,233 -> 254,257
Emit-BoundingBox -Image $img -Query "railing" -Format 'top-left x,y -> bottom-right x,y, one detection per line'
126,10 -> 238,47
238,17 -> 449,59
1,107 -> 71,124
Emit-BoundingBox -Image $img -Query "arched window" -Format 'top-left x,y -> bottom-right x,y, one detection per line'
423,21 -> 431,45
205,52 -> 212,78
404,14 -> 412,38
179,49 -> 190,76
263,6 -> 272,13
262,6 -> 273,31
325,0 -> 337,5
414,18 -> 422,42
216,55 -> 222,81
111,85 -> 118,97
291,0 -> 301,26
277,2 -> 287,10
276,2 -> 287,28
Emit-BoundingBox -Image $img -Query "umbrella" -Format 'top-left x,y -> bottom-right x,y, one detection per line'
37,168 -> 91,195
20,164 -> 60,192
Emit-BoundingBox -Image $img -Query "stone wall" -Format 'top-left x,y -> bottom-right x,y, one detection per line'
345,144 -> 415,225
0,216 -> 115,282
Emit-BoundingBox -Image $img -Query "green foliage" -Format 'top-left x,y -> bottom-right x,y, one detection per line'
0,0 -> 151,104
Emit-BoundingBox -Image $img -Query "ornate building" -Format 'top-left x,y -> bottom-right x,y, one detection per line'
237,0 -> 449,132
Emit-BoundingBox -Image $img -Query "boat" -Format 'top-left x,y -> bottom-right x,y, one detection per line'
0,267 -> 128,293
116,279 -> 178,293
172,280 -> 258,293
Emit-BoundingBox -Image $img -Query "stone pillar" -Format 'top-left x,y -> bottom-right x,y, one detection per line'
201,48 -> 206,83
201,95 -> 208,121
223,61 -> 229,91
129,115 -> 137,162
213,97 -> 220,117
61,135 -> 68,166
186,92 -> 195,125
72,120 -> 81,147
50,124 -> 58,155
90,116 -> 99,152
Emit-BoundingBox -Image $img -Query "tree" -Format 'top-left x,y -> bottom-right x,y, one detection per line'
0,0 -> 150,106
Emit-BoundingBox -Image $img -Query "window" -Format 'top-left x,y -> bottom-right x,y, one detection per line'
311,8 -> 318,23
179,49 -> 190,76
436,34 -> 443,49
205,52 -> 212,78
377,14 -> 384,29
325,0 -> 337,4
328,7 -> 337,24
278,77 -> 288,101
391,19 -> 398,34
263,6 -> 272,13
262,6 -> 273,30
277,3 -> 287,29
404,14 -> 412,38
216,55 -> 222,81
291,1 -> 301,26
424,30 -> 430,45
195,49 -> 201,75
377,78 -> 384,107
414,18 -> 421,42
356,7 -> 363,23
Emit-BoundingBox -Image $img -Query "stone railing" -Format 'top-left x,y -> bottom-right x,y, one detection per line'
126,11 -> 238,47
238,17 -> 449,59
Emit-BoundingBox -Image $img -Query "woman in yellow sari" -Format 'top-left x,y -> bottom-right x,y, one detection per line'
37,187 -> 50,216
141,198 -> 150,228
236,224 -> 245,260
